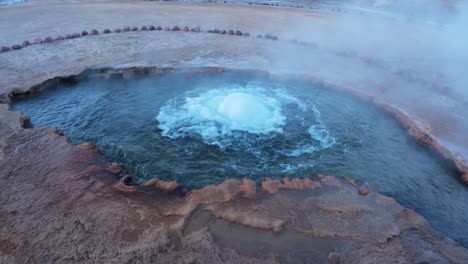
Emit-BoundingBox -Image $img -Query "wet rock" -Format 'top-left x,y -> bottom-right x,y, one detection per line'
156,26 -> 162,31
107,163 -> 122,175
22,40 -> 31,47
148,25 -> 156,31
228,29 -> 234,35
141,25 -> 148,31
77,142 -> 98,151
221,30 -> 226,34
328,252 -> 340,264
262,178 -> 281,194
359,182 -> 370,196
81,30 -> 88,36
114,28 -> 122,33
90,29 -> 99,35
103,29 -> 111,34
113,175 -> 137,192
262,177 -> 321,194
55,36 -> 64,41
34,37 -> 43,44
72,33 -> 81,39
213,28 -> 221,34
243,32 -> 250,37
65,34 -> 72,39
345,177 -> 357,186
235,30 -> 242,36
143,179 -> 181,193
123,26 -> 131,32
241,178 -> 256,198
183,26 -> 189,32
11,45 -> 21,50
303,177 -> 322,189
131,27 -> 138,31
172,25 -> 181,31
20,115 -> 31,128
43,37 -> 53,43
191,26 -> 201,32
164,26 -> 170,31
189,179 -> 256,204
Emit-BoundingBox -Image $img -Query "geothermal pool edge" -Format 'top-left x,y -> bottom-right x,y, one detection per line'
1,66 -> 468,263
1,1 -> 468,263
7,66 -> 468,186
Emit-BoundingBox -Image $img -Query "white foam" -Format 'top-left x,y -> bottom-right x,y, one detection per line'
309,105 -> 336,148
156,83 -> 336,153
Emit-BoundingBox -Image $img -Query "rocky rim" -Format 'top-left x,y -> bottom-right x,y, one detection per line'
1,1 -> 467,263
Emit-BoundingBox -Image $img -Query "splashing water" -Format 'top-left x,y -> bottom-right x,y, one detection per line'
156,84 -> 335,153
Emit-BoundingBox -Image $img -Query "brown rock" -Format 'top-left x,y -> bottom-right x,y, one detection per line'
303,177 -> 322,189
189,179 -> 256,204
107,162 -> 122,174
329,252 -> 340,264
113,175 -> 137,192
20,115 -> 31,128
281,177 -> 293,188
291,178 -> 305,189
43,37 -> 53,43
359,182 -> 370,196
78,142 -> 97,151
261,178 -> 281,194
241,178 -> 256,198
143,179 -> 181,192
11,45 -> 22,50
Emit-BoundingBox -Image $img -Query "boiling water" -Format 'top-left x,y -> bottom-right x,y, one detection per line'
13,70 -> 468,246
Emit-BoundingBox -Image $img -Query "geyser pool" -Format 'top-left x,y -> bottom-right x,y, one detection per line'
13,69 -> 468,246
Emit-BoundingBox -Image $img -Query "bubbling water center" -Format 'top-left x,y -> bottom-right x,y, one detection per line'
156,84 -> 335,151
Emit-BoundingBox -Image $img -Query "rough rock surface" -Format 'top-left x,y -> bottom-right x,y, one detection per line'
1,1 -> 468,263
